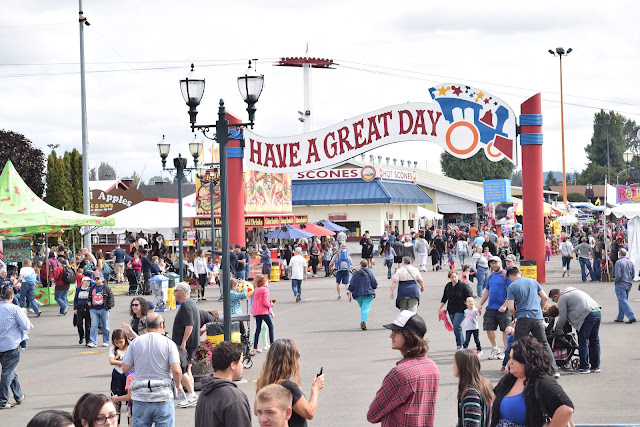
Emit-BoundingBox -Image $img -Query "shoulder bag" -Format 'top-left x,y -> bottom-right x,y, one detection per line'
535,380 -> 575,427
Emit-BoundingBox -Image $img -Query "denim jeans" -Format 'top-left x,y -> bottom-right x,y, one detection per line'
384,259 -> 393,279
0,347 -> 22,405
448,312 -> 465,348
561,256 -> 571,270
291,279 -> 302,298
514,317 -> 559,373
132,400 -> 174,427
439,251 -> 445,266
577,311 -> 601,370
17,282 -> 39,315
355,295 -> 374,322
54,289 -> 68,314
89,309 -> 110,345
463,329 -> 481,351
323,260 -> 331,277
475,267 -> 488,296
235,269 -> 246,281
245,264 -> 250,280
458,254 -> 466,266
578,257 -> 595,282
615,286 -> 635,321
593,258 -> 602,281
253,314 -> 274,349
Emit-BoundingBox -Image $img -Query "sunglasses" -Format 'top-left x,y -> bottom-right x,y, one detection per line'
131,303 -> 140,307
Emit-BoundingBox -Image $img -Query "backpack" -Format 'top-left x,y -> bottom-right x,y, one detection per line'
338,249 -> 351,270
62,266 -> 76,285
489,269 -> 509,292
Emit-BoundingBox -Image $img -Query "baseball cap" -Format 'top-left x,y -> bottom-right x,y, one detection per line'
146,300 -> 155,311
489,255 -> 502,264
505,254 -> 517,262
295,247 -> 302,253
383,310 -> 427,338
81,276 -> 91,282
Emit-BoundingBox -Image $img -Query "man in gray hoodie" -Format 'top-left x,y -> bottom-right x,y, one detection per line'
195,341 -> 251,427
414,235 -> 429,272
549,287 -> 601,374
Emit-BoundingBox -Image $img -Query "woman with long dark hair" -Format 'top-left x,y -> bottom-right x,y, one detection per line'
491,336 -> 574,427
383,242 -> 397,279
255,338 -> 324,427
120,297 -> 149,340
454,349 -> 493,427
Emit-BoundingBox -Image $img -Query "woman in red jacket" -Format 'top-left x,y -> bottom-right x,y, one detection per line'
251,274 -> 274,356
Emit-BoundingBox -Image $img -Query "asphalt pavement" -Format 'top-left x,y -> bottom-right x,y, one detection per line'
3,254 -> 639,426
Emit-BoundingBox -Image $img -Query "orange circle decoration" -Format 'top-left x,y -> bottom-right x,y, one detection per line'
486,140 -> 503,158
445,122 -> 479,155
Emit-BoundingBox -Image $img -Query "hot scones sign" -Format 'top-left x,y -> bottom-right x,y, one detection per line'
246,84 -> 517,173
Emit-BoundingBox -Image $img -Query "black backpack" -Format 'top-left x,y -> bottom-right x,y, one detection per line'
62,266 -> 75,285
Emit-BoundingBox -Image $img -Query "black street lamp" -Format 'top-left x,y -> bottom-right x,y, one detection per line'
157,134 -> 202,282
180,61 -> 264,341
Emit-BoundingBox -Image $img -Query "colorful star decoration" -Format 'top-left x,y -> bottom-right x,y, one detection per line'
438,86 -> 451,96
451,86 -> 463,96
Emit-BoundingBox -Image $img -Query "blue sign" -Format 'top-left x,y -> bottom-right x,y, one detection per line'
483,179 -> 511,203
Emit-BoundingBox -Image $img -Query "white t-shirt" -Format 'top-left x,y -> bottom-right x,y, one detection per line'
289,255 -> 307,280
463,308 -> 479,331
109,346 -> 126,374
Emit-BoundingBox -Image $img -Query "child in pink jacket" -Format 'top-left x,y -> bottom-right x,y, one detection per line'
251,274 -> 274,355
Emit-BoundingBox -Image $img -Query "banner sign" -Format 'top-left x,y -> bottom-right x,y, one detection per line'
245,170 -> 292,214
196,169 -> 221,216
294,166 -> 415,183
90,188 -> 144,216
245,84 -> 516,173
616,185 -> 640,204
4,238 -> 31,262
484,179 -> 512,203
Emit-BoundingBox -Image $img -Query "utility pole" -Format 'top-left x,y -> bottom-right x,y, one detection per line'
276,52 -> 336,133
78,0 -> 91,251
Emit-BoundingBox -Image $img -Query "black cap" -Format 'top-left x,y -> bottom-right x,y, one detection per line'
383,310 -> 427,338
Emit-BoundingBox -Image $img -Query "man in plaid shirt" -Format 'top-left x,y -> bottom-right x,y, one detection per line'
367,310 -> 439,426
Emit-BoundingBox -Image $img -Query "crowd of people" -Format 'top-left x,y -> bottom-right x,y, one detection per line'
0,217 -> 636,426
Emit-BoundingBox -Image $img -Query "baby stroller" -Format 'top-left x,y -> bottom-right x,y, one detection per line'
216,312 -> 254,369
545,316 -> 580,370
125,268 -> 142,295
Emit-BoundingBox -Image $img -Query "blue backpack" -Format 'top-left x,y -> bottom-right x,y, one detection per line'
338,249 -> 351,270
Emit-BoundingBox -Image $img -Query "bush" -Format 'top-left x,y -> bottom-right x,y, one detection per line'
567,192 -> 588,202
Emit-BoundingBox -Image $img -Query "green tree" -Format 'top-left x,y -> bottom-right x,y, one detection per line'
510,170 -> 522,187
98,162 -> 116,180
544,171 -> 559,187
567,192 -> 588,202
89,168 -> 97,181
440,151 -> 515,181
44,151 -> 73,210
0,130 -> 46,196
581,110 -> 625,184
577,163 -> 607,185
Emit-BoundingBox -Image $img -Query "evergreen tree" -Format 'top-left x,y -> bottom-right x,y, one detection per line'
510,170 -> 522,186
98,162 -> 116,180
440,151 -> 514,181
544,171 -> 559,187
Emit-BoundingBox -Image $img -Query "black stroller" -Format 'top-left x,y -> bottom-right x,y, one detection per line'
545,316 -> 580,370
125,268 -> 143,295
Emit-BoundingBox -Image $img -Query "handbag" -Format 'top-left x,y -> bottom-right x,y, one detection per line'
535,381 -> 575,427
568,252 -> 574,259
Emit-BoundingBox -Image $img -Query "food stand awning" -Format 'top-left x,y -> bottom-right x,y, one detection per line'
318,219 -> 348,232
264,226 -> 314,239
513,200 -> 561,217
101,200 -> 196,236
295,222 -> 335,236
0,161 -> 114,236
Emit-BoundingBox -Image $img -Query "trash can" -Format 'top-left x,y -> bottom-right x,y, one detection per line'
149,275 -> 169,311
206,321 -> 241,346
270,264 -> 281,282
165,272 -> 179,288
520,260 -> 537,281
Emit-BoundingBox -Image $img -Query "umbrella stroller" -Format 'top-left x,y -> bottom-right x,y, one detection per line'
126,268 -> 142,295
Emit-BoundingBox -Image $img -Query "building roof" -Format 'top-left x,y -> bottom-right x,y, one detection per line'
137,183 -> 196,200
549,185 -> 607,198
292,178 -> 432,205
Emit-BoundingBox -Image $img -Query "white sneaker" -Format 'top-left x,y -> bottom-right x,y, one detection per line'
87,343 -> 97,348
263,345 -> 270,351
27,308 -> 34,314
102,343 -> 109,347
488,347 -> 500,360
177,397 -> 197,408
36,301 -> 44,307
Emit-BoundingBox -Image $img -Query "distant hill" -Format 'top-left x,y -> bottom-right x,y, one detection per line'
544,171 -> 578,184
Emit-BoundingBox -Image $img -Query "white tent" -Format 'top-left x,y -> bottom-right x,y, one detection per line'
605,204 -> 640,280
100,200 -> 197,236
418,206 -> 443,220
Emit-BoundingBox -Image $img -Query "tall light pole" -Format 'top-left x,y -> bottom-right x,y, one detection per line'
79,0 -> 91,250
157,135 -> 202,282
180,62 -> 264,341
549,47 -> 572,208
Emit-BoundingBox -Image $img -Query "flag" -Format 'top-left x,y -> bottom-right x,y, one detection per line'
595,197 -> 601,206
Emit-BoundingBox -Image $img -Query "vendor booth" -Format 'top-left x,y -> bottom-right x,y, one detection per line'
0,161 -> 114,305
606,204 -> 640,280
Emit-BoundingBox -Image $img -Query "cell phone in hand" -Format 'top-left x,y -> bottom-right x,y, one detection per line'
316,367 -> 323,377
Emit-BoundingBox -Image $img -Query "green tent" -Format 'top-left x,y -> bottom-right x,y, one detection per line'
0,160 -> 114,236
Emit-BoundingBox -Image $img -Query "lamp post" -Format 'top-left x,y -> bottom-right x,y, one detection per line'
196,165 -> 220,253
549,47 -> 572,208
180,61 -> 264,341
157,135 -> 202,282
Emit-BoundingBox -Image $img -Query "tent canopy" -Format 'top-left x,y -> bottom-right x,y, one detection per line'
317,219 -> 348,232
417,206 -> 443,220
295,222 -> 335,236
605,204 -> 640,219
264,226 -> 314,239
0,161 -> 113,236
513,200 -> 561,217
100,200 -> 196,236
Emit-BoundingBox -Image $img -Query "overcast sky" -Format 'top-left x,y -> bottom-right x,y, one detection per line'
2,1 -> 639,183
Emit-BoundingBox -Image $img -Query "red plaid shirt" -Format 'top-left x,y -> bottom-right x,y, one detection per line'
367,355 -> 439,427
